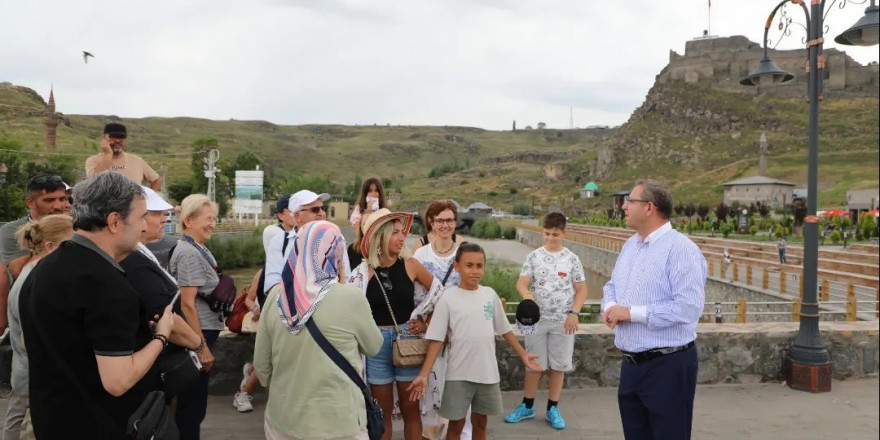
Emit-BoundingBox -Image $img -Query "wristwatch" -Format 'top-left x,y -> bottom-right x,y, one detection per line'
567,310 -> 580,317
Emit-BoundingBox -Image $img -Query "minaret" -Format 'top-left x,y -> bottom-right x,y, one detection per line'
759,131 -> 767,177
44,87 -> 59,151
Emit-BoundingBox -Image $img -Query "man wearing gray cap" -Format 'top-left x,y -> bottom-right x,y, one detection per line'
85,123 -> 161,190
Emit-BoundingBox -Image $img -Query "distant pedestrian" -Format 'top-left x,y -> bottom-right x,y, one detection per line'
601,179 -> 706,440
85,123 -> 161,190
777,236 -> 787,264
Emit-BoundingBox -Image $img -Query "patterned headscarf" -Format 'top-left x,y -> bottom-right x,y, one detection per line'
278,220 -> 347,334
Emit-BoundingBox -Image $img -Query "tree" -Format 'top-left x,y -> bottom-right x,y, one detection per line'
167,181 -> 194,204
714,203 -> 731,223
1,137 -> 78,221
684,203 -> 696,218
696,204 -> 711,221
512,204 -> 530,216
756,201 -> 771,218
537,122 -> 546,130
674,204 -> 685,216
791,199 -> 807,227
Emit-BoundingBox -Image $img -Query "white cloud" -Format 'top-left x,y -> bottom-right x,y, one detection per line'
1,0 -> 876,130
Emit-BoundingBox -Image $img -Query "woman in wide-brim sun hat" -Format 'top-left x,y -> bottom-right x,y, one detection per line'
347,208 -> 445,440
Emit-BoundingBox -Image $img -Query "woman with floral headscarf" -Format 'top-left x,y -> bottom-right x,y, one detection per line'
254,221 -> 383,440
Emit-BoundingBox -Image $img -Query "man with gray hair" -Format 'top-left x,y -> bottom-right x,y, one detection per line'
601,179 -> 706,440
19,171 -> 176,439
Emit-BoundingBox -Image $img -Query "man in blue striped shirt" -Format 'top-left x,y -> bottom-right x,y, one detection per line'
602,179 -> 706,440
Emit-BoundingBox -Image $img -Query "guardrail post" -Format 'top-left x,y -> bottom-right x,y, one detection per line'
876,287 -> 879,319
762,269 -> 769,290
737,298 -> 747,323
780,272 -> 787,295
792,298 -> 801,322
846,284 -> 857,322
721,260 -> 727,279
708,258 -> 714,277
820,279 -> 829,302
746,265 -> 753,286
732,263 -> 739,282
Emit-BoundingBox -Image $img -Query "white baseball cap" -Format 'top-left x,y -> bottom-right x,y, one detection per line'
289,189 -> 330,213
142,186 -> 173,212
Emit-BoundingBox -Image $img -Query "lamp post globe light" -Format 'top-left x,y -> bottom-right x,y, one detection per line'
741,0 -> 879,393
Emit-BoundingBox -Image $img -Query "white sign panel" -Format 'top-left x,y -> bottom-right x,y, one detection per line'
234,170 -> 264,214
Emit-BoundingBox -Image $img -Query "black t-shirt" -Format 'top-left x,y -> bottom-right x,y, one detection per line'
120,250 -> 185,392
20,236 -> 148,440
365,258 -> 415,326
347,243 -> 363,271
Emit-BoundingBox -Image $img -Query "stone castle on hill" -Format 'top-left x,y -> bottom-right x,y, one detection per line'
657,35 -> 879,97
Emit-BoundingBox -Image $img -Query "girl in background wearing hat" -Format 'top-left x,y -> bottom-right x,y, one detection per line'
348,209 -> 441,440
4,214 -> 73,440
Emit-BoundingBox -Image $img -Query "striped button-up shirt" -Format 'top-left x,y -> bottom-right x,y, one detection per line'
601,222 -> 706,353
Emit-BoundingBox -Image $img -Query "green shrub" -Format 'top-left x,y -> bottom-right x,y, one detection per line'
512,204 -> 531,216
829,230 -> 842,244
749,225 -> 758,236
721,223 -> 734,238
481,263 -> 520,302
502,226 -> 517,239
472,218 -> 502,238
206,233 -> 265,269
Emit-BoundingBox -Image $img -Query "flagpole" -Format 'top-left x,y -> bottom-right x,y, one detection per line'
708,0 -> 711,36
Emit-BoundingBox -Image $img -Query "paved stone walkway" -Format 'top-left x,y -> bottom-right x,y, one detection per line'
185,378 -> 880,439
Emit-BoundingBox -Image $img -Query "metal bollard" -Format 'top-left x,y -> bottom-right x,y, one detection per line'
714,302 -> 723,323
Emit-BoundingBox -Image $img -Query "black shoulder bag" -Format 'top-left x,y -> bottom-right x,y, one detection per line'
304,318 -> 384,440
180,236 -> 236,319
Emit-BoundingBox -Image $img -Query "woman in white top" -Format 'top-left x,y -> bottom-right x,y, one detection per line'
411,200 -> 471,440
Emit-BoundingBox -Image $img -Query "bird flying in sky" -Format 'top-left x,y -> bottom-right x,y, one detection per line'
82,51 -> 94,64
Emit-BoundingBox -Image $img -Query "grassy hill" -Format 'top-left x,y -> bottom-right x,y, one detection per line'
1,76 -> 877,214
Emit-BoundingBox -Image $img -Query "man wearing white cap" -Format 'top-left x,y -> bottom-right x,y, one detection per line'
263,190 -> 343,293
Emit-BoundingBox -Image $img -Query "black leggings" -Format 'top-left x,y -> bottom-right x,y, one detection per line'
175,329 -> 220,440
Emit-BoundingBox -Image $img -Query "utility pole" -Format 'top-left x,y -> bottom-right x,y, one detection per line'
204,148 -> 220,203
159,162 -> 167,194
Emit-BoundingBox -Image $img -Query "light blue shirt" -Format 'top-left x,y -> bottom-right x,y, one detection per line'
601,222 -> 707,353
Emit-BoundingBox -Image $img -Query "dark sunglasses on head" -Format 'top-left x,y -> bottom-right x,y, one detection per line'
28,175 -> 63,186
299,205 -> 326,214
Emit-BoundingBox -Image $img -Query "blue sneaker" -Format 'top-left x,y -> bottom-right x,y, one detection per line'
546,406 -> 566,430
504,403 -> 535,423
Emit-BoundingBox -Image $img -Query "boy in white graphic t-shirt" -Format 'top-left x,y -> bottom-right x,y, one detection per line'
505,212 -> 588,430
408,243 -> 540,440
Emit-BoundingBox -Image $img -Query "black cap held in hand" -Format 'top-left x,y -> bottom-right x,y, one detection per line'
516,299 -> 540,325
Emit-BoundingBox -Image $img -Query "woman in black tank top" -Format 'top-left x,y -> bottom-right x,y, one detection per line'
360,210 -> 435,440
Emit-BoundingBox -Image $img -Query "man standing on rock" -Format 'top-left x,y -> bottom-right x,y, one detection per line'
85,123 -> 161,190
601,179 -> 706,440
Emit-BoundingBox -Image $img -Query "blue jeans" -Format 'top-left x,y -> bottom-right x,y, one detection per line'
175,329 -> 220,440
366,324 -> 422,385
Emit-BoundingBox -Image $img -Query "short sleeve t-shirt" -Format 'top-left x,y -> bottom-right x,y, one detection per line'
169,238 -> 223,330
520,247 -> 586,322
412,245 -> 460,287
424,285 -> 512,384
85,151 -> 159,185
0,216 -> 29,267
19,234 -> 146,439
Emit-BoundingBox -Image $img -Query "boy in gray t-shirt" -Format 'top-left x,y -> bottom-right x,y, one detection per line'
409,243 -> 539,440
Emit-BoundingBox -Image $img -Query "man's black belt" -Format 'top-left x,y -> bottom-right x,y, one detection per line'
620,341 -> 695,365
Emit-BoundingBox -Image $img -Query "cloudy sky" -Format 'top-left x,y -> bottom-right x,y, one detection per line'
2,0 -> 877,130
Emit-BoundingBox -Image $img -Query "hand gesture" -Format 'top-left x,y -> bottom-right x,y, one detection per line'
99,135 -> 112,155
521,352 -> 542,372
565,313 -> 579,335
406,319 -> 426,335
602,305 -> 631,329
198,345 -> 215,372
154,305 -> 175,338
406,375 -> 428,401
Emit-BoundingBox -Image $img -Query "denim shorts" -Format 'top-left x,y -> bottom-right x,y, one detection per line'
365,324 -> 422,385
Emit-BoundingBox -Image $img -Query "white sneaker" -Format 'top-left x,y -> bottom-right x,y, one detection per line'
233,391 -> 253,413
241,362 -> 253,390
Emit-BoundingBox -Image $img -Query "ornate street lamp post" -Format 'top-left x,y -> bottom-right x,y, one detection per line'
741,0 -> 878,393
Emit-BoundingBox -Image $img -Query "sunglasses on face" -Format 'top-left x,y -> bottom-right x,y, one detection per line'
299,205 -> 326,214
107,135 -> 127,140
624,196 -> 651,204
377,269 -> 393,291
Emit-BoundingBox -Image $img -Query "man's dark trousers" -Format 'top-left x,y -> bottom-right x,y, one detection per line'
618,345 -> 698,440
